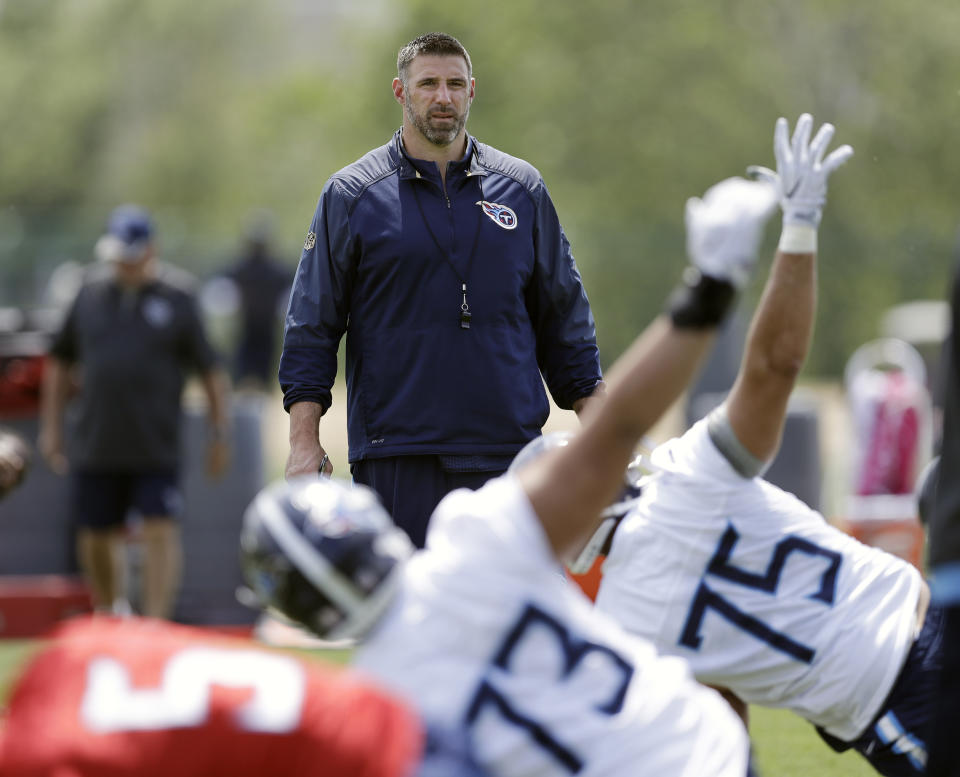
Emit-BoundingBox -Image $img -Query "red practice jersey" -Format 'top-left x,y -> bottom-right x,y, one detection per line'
0,616 -> 423,777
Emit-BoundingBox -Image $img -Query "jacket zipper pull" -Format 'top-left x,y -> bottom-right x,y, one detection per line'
460,283 -> 472,329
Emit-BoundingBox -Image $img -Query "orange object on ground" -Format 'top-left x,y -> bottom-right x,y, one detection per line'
568,554 -> 605,601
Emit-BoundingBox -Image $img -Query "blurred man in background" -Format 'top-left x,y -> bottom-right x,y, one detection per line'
217,212 -> 293,392
38,205 -> 230,620
280,32 -> 603,547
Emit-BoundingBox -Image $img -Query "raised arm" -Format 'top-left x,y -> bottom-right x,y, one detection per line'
717,114 -> 853,474
520,176 -> 777,560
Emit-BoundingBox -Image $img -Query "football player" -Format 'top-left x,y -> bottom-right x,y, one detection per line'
238,116 -> 820,777
589,118 -> 936,777
0,616 -> 487,777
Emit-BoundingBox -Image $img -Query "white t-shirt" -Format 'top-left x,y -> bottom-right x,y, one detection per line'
354,475 -> 748,777
595,417 -> 923,741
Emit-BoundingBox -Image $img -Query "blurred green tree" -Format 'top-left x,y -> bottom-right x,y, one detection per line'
1,0 -> 958,375
386,0 -> 960,374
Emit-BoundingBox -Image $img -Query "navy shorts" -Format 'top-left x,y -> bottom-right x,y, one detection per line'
817,602 -> 945,776
72,470 -> 183,530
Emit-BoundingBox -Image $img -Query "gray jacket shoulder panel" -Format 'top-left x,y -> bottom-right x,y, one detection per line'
473,141 -> 544,196
327,137 -> 402,206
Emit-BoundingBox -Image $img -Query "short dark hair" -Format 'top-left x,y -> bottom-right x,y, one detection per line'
397,32 -> 472,85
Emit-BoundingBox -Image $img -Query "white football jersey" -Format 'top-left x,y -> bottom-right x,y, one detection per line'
595,417 -> 923,741
354,475 -> 748,777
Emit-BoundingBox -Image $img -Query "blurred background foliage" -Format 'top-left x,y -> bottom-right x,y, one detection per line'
1,0 -> 958,374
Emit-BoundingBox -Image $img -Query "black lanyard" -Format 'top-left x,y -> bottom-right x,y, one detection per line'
410,173 -> 485,329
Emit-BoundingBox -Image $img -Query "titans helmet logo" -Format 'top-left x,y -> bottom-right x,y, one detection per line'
476,200 -> 518,230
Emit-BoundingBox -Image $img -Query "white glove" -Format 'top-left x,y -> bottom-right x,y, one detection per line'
685,176 -> 778,288
747,113 -> 854,229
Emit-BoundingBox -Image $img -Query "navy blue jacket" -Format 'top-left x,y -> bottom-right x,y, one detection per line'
280,131 -> 602,461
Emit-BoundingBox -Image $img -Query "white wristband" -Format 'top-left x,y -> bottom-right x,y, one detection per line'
778,223 -> 817,254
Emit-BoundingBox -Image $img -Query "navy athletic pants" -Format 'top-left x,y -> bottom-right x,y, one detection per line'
351,456 -> 506,549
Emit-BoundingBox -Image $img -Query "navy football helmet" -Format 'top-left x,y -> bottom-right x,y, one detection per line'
239,476 -> 413,641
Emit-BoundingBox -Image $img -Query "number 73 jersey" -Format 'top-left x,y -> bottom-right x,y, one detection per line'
353,476 -> 748,777
595,416 -> 924,742
0,617 -> 422,777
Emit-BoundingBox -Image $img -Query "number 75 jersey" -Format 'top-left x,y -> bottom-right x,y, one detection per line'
595,416 -> 924,742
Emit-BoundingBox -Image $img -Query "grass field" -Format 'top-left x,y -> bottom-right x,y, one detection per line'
0,637 -> 874,776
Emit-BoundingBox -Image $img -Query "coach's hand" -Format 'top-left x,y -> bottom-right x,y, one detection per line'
685,176 -> 778,288
285,402 -> 333,479
285,441 -> 332,479
748,113 -> 853,230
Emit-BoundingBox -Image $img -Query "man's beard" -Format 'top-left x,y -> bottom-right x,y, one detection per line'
406,95 -> 469,147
